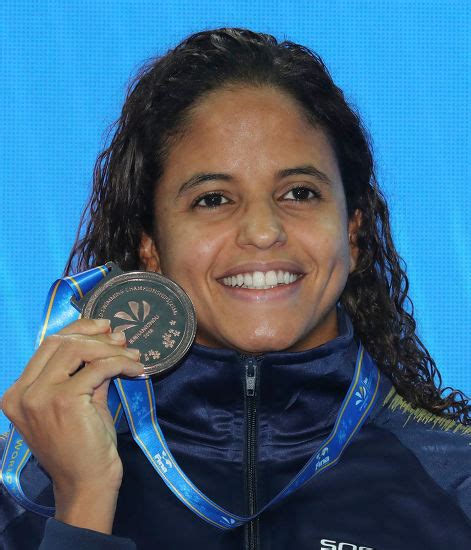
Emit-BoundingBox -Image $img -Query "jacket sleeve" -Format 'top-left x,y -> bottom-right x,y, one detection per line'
0,434 -> 136,549
39,519 -> 136,549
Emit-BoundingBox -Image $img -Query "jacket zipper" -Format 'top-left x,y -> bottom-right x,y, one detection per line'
244,356 -> 259,550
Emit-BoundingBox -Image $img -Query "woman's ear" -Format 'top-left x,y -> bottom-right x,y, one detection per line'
139,232 -> 161,273
348,209 -> 362,273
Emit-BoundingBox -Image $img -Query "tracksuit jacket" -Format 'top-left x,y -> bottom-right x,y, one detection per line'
1,310 -> 470,549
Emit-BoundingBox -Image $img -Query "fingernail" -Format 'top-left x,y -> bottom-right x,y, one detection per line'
127,348 -> 141,360
110,331 -> 126,342
134,363 -> 147,377
96,319 -> 111,328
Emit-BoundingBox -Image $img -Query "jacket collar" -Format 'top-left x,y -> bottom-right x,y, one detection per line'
146,306 -> 360,446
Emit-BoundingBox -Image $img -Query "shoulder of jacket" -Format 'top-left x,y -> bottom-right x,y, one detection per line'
372,387 -> 471,520
376,386 -> 471,440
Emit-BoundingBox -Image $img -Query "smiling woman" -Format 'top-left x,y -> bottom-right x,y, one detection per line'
1,28 -> 470,550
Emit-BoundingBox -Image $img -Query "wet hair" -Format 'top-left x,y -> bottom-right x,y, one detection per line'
66,28 -> 469,424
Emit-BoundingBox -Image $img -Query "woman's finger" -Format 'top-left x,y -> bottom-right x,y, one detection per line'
35,335 -> 140,384
16,320 -> 124,387
58,318 -> 112,336
65,355 -> 145,396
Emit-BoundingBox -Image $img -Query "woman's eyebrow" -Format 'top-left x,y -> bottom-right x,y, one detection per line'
177,164 -> 331,196
178,173 -> 233,195
277,165 -> 332,185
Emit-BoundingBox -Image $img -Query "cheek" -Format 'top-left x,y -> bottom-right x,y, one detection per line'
303,216 -> 349,266
156,220 -> 226,282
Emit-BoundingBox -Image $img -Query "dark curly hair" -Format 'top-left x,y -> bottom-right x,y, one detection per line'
66,28 -> 469,424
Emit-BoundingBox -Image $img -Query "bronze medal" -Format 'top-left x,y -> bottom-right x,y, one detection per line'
72,263 -> 196,377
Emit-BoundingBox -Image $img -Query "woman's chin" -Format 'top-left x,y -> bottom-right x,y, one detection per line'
196,328 -> 309,354
194,311 -> 338,353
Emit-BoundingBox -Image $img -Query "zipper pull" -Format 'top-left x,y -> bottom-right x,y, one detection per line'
245,360 -> 257,397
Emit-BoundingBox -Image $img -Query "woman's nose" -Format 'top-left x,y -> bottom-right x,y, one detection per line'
236,200 -> 287,249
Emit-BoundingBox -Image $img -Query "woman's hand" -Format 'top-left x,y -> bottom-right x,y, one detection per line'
1,318 -> 144,533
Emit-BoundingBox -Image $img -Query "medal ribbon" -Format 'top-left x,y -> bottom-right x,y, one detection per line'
0,267 -> 381,528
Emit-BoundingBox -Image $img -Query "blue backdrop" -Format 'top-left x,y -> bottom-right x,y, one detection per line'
1,1 -> 469,431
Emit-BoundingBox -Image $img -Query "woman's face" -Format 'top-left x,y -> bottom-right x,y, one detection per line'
140,86 -> 360,353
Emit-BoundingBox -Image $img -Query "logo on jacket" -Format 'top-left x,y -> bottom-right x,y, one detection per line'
320,539 -> 374,550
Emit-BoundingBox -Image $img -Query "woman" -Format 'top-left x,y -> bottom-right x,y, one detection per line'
1,28 -> 470,549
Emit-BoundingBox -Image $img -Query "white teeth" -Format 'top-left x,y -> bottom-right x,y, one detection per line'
265,270 -> 278,286
253,271 -> 265,288
222,270 -> 301,289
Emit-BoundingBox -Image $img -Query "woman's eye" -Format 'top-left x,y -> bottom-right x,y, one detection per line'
282,187 -> 320,201
193,193 -> 230,208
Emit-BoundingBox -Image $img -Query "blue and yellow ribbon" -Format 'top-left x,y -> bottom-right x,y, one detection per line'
113,344 -> 380,528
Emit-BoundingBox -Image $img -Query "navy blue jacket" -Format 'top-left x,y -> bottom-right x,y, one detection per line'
1,312 -> 470,549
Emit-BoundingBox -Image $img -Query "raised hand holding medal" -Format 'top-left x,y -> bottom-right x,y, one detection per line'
0,263 -> 197,533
